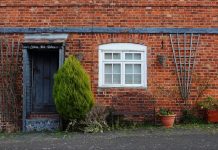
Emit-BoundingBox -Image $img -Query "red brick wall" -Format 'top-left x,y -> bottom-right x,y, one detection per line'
0,1 -> 217,123
0,0 -> 217,6
65,33 -> 218,121
0,1 -> 217,27
0,33 -> 217,123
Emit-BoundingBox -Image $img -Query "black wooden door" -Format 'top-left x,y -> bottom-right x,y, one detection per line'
32,51 -> 59,113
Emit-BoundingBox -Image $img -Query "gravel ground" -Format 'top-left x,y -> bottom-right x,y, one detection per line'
0,127 -> 218,150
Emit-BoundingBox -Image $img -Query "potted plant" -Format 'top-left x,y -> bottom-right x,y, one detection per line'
197,96 -> 218,123
159,108 -> 176,128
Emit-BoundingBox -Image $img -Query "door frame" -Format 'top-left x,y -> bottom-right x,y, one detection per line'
22,42 -> 65,132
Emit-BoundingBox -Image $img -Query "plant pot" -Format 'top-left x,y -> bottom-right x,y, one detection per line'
160,114 -> 176,128
207,110 -> 218,123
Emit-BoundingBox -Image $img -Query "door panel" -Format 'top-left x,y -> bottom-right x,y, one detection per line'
32,51 -> 58,113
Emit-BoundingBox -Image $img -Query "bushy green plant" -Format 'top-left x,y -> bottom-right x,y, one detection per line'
197,96 -> 218,110
53,56 -> 94,121
159,108 -> 174,116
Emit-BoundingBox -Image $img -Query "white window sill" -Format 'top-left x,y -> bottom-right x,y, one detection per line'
98,86 -> 147,89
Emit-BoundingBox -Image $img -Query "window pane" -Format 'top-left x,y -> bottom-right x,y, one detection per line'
105,53 -> 112,59
134,64 -> 141,73
125,74 -> 133,84
134,53 -> 141,60
134,74 -> 141,84
125,53 -> 133,60
113,74 -> 121,84
113,64 -> 121,73
105,74 -> 112,84
125,64 -> 133,73
105,64 -> 112,73
113,53 -> 121,60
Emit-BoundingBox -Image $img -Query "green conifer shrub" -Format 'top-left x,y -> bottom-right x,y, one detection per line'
53,56 -> 94,121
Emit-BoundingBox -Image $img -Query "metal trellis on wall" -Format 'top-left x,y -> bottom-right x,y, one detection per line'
170,33 -> 200,100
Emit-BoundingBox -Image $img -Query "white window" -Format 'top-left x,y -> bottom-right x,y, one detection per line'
99,43 -> 147,88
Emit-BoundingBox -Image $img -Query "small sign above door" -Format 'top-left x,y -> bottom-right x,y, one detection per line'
23,44 -> 61,50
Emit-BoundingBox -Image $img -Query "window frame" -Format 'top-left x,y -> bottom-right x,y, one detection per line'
98,43 -> 147,88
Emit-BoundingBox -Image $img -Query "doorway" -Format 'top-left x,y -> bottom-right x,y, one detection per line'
23,43 -> 65,132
